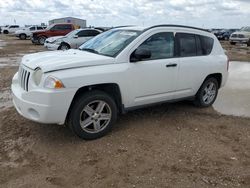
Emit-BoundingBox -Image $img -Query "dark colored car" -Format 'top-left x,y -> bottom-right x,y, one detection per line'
31,23 -> 75,45
217,29 -> 239,40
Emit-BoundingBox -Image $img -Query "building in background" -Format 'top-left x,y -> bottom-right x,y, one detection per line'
49,17 -> 86,28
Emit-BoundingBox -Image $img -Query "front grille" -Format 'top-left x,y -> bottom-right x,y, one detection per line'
18,66 -> 31,91
231,34 -> 245,38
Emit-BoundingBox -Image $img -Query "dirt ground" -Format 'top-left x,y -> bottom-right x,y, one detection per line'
0,35 -> 250,188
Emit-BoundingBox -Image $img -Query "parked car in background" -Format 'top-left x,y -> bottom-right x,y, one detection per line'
12,25 -> 228,139
230,27 -> 250,46
44,28 -> 102,50
31,23 -> 75,45
15,26 -> 46,40
2,25 -> 20,34
217,29 -> 238,40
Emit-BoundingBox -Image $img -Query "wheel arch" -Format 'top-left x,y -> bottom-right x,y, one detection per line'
203,73 -> 222,88
66,83 -> 123,122
60,42 -> 71,49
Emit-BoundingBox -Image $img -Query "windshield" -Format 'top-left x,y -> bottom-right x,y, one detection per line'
79,29 -> 141,57
65,29 -> 79,37
241,27 -> 250,32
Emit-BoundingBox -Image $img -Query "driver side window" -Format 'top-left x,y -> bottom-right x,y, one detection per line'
137,32 -> 174,60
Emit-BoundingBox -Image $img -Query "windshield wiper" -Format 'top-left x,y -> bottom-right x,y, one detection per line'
80,48 -> 99,54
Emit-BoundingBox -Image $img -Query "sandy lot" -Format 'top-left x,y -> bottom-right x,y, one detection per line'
0,35 -> 250,188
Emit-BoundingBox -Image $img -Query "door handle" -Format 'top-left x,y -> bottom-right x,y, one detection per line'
166,63 -> 177,68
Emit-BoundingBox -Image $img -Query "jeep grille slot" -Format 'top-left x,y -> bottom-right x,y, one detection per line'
19,66 -> 30,91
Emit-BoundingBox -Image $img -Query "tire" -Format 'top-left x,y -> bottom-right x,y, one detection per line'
67,90 -> 118,140
38,36 -> 46,45
247,39 -> 250,47
194,77 -> 219,107
19,34 -> 27,40
3,30 -> 8,34
230,42 -> 236,45
59,43 -> 70,50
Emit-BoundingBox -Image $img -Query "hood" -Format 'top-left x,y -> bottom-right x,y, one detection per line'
232,31 -> 250,36
46,36 -> 64,43
32,29 -> 46,35
21,49 -> 115,72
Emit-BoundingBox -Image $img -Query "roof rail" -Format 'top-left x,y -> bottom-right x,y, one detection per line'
144,24 -> 209,33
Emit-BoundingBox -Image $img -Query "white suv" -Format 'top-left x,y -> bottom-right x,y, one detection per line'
15,26 -> 46,40
2,25 -> 20,34
11,25 -> 228,139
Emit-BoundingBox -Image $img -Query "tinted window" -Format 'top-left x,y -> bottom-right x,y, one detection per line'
30,27 -> 36,31
52,25 -> 72,30
37,27 -> 43,30
136,32 -> 174,60
177,33 -> 214,57
200,35 -> 214,55
77,30 -> 100,37
196,35 -> 203,56
10,25 -> 19,28
177,33 -> 196,57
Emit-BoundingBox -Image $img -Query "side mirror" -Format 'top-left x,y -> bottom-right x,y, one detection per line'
73,35 -> 78,38
131,48 -> 151,62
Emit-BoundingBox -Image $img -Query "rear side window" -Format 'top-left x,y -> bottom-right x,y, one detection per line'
176,33 -> 214,57
136,32 -> 174,60
200,35 -> 214,55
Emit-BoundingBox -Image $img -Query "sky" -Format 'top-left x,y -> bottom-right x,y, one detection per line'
0,0 -> 249,29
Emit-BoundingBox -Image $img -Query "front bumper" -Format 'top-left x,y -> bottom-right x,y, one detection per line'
11,72 -> 76,124
229,38 -> 249,43
44,42 -> 60,50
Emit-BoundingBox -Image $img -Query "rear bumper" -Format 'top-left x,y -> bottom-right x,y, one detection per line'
11,72 -> 76,124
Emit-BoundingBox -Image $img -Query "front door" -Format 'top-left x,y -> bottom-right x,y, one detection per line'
127,32 -> 179,107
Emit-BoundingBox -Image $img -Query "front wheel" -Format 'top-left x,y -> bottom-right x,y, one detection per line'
194,77 -> 219,107
67,91 -> 118,140
3,30 -> 8,34
38,36 -> 46,45
19,34 -> 27,40
247,39 -> 250,47
59,43 -> 70,50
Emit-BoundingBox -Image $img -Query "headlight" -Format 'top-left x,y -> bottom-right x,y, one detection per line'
33,68 -> 43,85
44,76 -> 64,89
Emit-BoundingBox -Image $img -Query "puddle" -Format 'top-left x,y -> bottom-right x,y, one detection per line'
0,88 -> 13,112
213,61 -> 250,117
0,56 -> 22,67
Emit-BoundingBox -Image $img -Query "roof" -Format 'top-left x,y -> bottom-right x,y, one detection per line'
115,24 -> 210,33
49,17 -> 86,22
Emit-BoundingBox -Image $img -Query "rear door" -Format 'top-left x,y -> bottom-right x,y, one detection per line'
174,33 -> 214,98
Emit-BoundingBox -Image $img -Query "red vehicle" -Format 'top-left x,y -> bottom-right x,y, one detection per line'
31,23 -> 75,45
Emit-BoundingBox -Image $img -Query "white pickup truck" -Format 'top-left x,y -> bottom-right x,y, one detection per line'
15,26 -> 46,40
12,25 -> 228,140
2,25 -> 20,34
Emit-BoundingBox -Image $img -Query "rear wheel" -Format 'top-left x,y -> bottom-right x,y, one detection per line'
67,91 -> 118,140
19,34 -> 27,40
194,77 -> 219,107
38,36 -> 46,45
